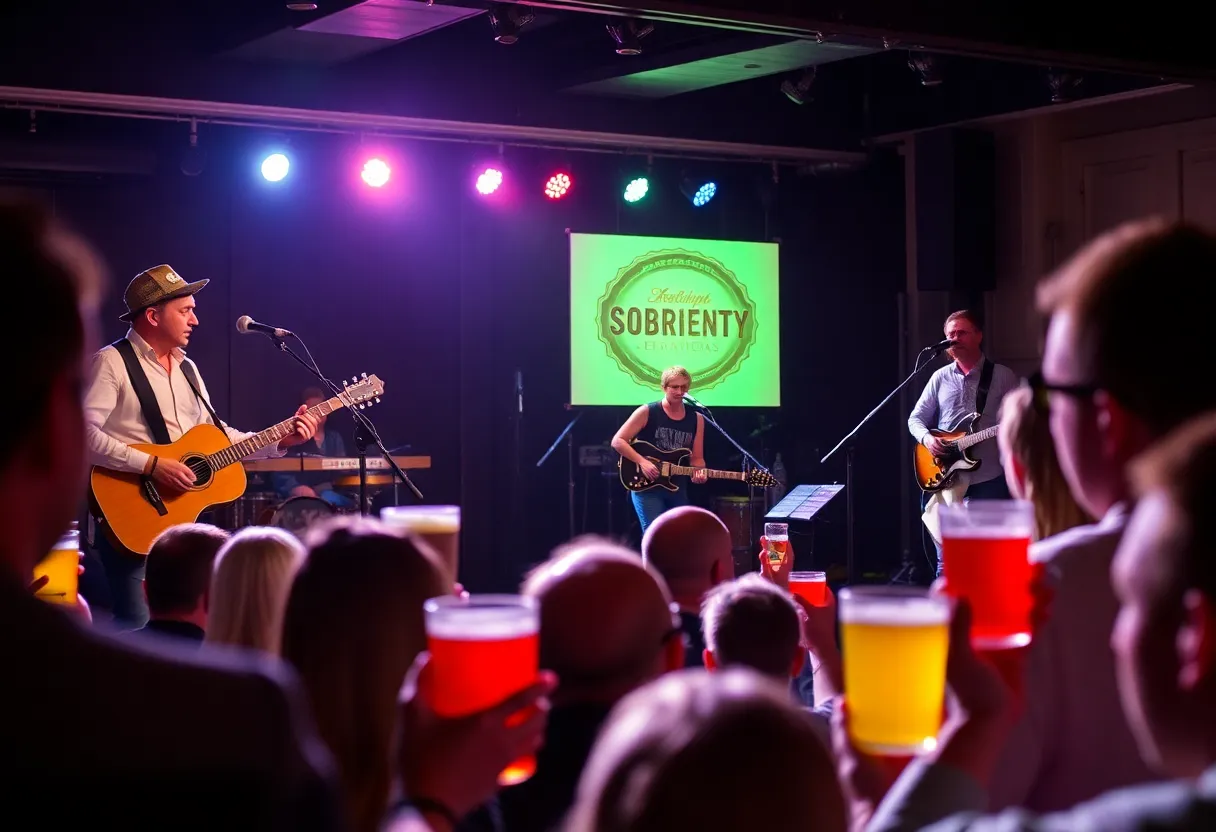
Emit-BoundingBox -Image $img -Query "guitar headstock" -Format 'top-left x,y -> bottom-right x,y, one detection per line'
339,373 -> 385,411
746,469 -> 779,488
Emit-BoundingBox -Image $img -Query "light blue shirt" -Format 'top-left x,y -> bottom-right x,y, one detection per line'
907,356 -> 1020,485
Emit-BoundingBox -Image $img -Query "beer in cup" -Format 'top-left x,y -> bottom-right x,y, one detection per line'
33,525 -> 79,605
939,499 -> 1034,649
423,594 -> 540,785
789,571 -> 827,606
381,505 -> 461,583
839,586 -> 950,755
764,522 -> 788,566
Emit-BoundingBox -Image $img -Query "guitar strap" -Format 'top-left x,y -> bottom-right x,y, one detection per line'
111,338 -> 171,446
179,359 -> 227,435
975,357 -> 996,420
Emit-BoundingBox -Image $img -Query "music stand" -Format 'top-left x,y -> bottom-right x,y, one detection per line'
765,484 -> 845,570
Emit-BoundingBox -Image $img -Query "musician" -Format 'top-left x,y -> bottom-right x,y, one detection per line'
84,265 -> 319,627
269,386 -> 355,509
907,310 -> 1019,573
611,365 -> 708,535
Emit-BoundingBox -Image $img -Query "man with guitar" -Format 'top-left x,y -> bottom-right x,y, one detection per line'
907,309 -> 1019,575
84,265 -> 319,626
611,365 -> 708,535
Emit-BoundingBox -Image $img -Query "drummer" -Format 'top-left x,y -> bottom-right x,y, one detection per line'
269,386 -> 355,510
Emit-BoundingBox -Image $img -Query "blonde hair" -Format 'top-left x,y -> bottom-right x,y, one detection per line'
998,386 -> 1092,540
281,516 -> 448,832
661,366 -> 691,389
205,526 -> 304,654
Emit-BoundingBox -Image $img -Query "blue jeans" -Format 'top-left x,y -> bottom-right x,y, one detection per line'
631,486 -> 689,535
924,475 -> 1012,577
94,530 -> 148,629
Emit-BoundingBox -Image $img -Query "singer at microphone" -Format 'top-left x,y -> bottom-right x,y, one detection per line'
609,364 -> 709,535
906,310 -> 1020,577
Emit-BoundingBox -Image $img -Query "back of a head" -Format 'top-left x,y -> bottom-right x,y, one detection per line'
0,193 -> 103,573
701,574 -> 801,680
1038,220 -> 1216,433
569,668 -> 847,832
206,526 -> 305,654
524,541 -> 676,703
281,516 -> 448,832
145,523 -> 230,618
1130,412 -> 1216,602
641,507 -> 733,595
998,386 -> 1092,540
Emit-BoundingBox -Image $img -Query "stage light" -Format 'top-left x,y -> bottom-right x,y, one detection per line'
681,179 -> 717,207
361,157 -> 391,188
623,176 -> 649,203
544,172 -> 572,199
261,153 -> 290,182
476,167 -> 504,195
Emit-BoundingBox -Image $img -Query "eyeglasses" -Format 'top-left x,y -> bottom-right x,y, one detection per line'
1028,370 -> 1101,403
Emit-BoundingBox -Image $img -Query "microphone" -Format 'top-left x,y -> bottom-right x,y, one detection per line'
236,315 -> 295,339
926,339 -> 958,354
515,369 -> 523,415
683,393 -> 707,409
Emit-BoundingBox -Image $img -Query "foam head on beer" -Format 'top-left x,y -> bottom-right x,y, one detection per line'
382,505 -> 461,585
839,587 -> 950,755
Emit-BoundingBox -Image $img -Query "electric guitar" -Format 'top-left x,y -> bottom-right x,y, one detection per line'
619,439 -> 778,493
89,374 -> 384,555
912,412 -> 1000,492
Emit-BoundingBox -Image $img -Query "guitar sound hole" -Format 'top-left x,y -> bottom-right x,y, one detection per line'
184,454 -> 213,488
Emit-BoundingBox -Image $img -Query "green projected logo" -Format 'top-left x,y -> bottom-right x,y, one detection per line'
595,249 -> 758,390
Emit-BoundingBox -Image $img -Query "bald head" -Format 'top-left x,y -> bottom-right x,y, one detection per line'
524,544 -> 678,704
642,506 -> 734,604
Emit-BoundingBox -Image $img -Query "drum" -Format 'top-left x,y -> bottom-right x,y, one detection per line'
712,495 -> 767,578
214,492 -> 279,531
270,496 -> 338,538
333,474 -> 395,489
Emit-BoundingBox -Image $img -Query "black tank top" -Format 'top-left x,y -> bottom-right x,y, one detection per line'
636,401 -> 697,452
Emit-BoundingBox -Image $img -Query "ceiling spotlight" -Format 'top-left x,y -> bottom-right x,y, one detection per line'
607,18 -> 655,56
681,179 -> 717,208
1046,68 -> 1083,104
780,67 -> 816,105
907,52 -> 942,87
489,3 -> 534,45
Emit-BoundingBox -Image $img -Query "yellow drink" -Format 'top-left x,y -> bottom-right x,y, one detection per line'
839,587 -> 949,755
34,527 -> 79,605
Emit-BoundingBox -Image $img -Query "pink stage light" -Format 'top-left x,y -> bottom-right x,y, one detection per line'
361,158 -> 391,187
544,172 -> 572,199
476,167 -> 504,195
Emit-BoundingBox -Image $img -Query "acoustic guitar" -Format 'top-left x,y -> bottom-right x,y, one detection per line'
912,411 -> 1000,492
619,439 -> 778,493
89,374 -> 384,555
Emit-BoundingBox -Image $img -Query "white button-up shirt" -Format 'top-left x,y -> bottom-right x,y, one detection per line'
84,329 -> 286,474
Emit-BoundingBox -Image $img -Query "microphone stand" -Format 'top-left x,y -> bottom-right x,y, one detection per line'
821,345 -> 944,584
688,400 -> 771,549
536,406 -> 581,541
268,335 -> 423,514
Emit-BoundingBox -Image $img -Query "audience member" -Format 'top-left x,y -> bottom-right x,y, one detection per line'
980,219 -> 1216,811
207,526 -> 304,654
128,522 -> 228,644
0,192 -> 340,826
568,669 -> 848,832
281,516 -> 449,832
492,538 -> 685,832
701,573 -> 803,680
642,506 -> 734,667
997,385 -> 1092,540
865,409 -> 1216,831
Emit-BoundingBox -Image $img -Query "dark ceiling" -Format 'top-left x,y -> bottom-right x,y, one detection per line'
0,0 -> 1187,152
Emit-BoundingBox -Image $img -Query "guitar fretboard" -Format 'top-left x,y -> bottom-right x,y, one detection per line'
205,399 -> 341,471
666,463 -> 746,482
956,425 -> 999,451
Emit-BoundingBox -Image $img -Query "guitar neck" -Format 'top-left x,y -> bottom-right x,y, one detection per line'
667,464 -> 745,482
957,424 -> 999,450
206,397 -> 344,470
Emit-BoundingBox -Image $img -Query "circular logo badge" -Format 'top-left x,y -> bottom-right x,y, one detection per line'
595,248 -> 758,390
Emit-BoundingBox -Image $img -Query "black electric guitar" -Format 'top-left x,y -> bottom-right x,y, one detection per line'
619,439 -> 778,493
912,412 -> 1000,492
